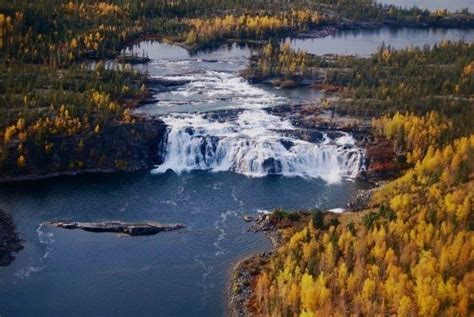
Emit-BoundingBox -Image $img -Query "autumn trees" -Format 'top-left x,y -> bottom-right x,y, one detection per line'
250,136 -> 473,316
0,60 -> 147,174
372,112 -> 453,164
242,42 -> 322,86
184,10 -> 328,47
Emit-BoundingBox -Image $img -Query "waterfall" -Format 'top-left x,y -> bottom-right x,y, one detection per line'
152,110 -> 365,183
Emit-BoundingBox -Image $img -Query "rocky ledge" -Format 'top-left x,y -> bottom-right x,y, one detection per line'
48,221 -> 184,236
0,209 -> 24,266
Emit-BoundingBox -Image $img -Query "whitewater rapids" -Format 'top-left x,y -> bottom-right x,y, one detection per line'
152,110 -> 364,183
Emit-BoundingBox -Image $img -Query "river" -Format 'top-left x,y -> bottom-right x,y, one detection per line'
0,27 -> 473,316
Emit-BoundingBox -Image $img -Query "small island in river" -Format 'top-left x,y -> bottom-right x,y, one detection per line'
48,221 -> 185,236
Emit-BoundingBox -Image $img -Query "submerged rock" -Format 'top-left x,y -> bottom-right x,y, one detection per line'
48,221 -> 184,236
0,209 -> 24,266
146,78 -> 191,87
116,55 -> 151,64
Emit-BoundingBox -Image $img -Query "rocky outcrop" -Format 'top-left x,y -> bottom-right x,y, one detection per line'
230,253 -> 270,317
0,209 -> 24,266
230,214 -> 281,317
116,55 -> 151,64
48,221 -> 184,236
347,189 -> 374,211
0,119 -> 167,183
365,138 -> 399,180
249,214 -> 282,248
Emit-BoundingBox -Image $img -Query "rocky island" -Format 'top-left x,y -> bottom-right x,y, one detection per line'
48,221 -> 185,236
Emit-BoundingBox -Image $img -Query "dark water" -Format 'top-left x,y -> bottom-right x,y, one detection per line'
0,172 -> 365,316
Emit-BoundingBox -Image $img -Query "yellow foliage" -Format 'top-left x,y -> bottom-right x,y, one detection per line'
17,155 -> 26,168
252,135 -> 474,316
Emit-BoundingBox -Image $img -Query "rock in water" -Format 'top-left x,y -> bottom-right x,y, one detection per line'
48,221 -> 184,236
0,209 -> 24,266
243,215 -> 253,222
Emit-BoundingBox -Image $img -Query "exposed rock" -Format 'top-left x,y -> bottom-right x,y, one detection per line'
365,138 -> 399,180
146,78 -> 191,87
248,214 -> 282,252
0,209 -> 24,266
116,55 -> 151,64
230,213 -> 281,317
48,221 -> 184,236
279,139 -> 294,150
230,254 -> 267,317
271,79 -> 300,89
262,157 -> 283,174
347,189 -> 374,211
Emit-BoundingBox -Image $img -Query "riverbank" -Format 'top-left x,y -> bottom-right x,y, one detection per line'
228,206 -> 379,316
229,213 -> 284,317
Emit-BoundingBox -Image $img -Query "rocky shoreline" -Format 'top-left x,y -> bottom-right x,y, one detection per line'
0,209 -> 24,266
229,181 -> 384,316
229,214 -> 281,317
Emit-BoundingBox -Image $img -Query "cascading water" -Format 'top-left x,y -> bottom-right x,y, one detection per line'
134,42 -> 365,183
152,110 -> 365,184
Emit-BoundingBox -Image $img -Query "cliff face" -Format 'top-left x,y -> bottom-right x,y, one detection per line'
0,120 -> 167,182
365,138 -> 399,180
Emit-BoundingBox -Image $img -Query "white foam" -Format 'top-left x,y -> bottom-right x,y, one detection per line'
152,110 -> 365,183
150,69 -> 286,112
15,223 -> 55,279
335,133 -> 356,145
145,46 -> 364,181
213,210 -> 237,256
